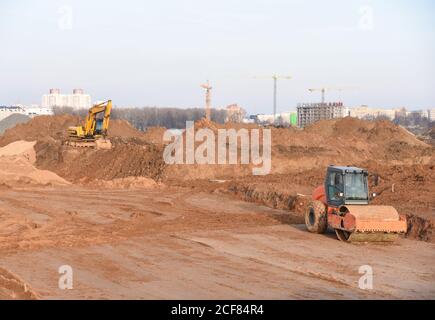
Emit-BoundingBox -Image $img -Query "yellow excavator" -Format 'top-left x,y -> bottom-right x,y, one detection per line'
66,100 -> 113,150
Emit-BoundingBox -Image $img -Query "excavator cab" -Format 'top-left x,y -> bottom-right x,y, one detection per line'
95,118 -> 104,135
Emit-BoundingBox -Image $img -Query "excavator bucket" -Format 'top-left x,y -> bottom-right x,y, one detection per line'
334,205 -> 407,242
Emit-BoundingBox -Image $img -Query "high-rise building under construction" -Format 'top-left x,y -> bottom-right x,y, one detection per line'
297,102 -> 344,128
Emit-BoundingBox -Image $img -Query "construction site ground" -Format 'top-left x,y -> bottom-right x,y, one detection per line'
1,185 -> 433,299
0,115 -> 433,299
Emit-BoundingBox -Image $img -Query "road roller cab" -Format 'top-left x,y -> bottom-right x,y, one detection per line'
306,165 -> 407,242
324,166 -> 370,206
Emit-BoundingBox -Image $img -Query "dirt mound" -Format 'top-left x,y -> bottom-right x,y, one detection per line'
163,117 -> 433,180
273,117 -> 430,150
195,118 -> 218,130
270,117 -> 433,174
0,115 -> 167,183
227,181 -> 310,218
0,114 -> 150,147
0,114 -> 79,147
0,113 -> 31,135
142,126 -> 168,144
35,141 -> 166,183
108,119 -> 147,139
405,214 -> 433,242
369,164 -> 434,220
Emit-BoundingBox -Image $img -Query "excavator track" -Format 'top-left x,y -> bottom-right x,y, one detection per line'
65,139 -> 112,150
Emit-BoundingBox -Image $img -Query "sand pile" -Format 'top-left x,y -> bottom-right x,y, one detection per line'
0,141 -> 70,186
0,140 -> 36,162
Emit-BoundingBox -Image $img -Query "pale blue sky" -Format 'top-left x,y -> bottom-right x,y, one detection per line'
1,0 -> 434,113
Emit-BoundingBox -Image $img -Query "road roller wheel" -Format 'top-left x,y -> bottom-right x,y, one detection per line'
305,200 -> 327,234
335,230 -> 399,242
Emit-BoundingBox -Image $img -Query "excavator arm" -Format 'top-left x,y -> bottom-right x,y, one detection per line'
83,100 -> 112,137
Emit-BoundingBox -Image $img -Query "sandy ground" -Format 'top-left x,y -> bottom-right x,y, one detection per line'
0,185 -> 433,300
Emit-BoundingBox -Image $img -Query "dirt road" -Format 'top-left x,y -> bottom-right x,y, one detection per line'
0,185 -> 433,299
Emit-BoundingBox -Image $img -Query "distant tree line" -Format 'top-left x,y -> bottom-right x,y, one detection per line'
53,106 -> 227,130
393,113 -> 432,128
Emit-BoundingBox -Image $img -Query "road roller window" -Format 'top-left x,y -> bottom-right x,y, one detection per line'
344,173 -> 368,201
328,172 -> 344,201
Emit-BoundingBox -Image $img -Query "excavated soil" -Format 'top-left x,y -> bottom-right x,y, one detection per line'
2,115 -> 432,183
0,115 -> 165,183
35,141 -> 167,183
0,115 -> 149,147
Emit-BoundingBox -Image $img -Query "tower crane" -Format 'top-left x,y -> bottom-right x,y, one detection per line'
308,87 -> 353,104
201,81 -> 212,121
253,75 -> 292,122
